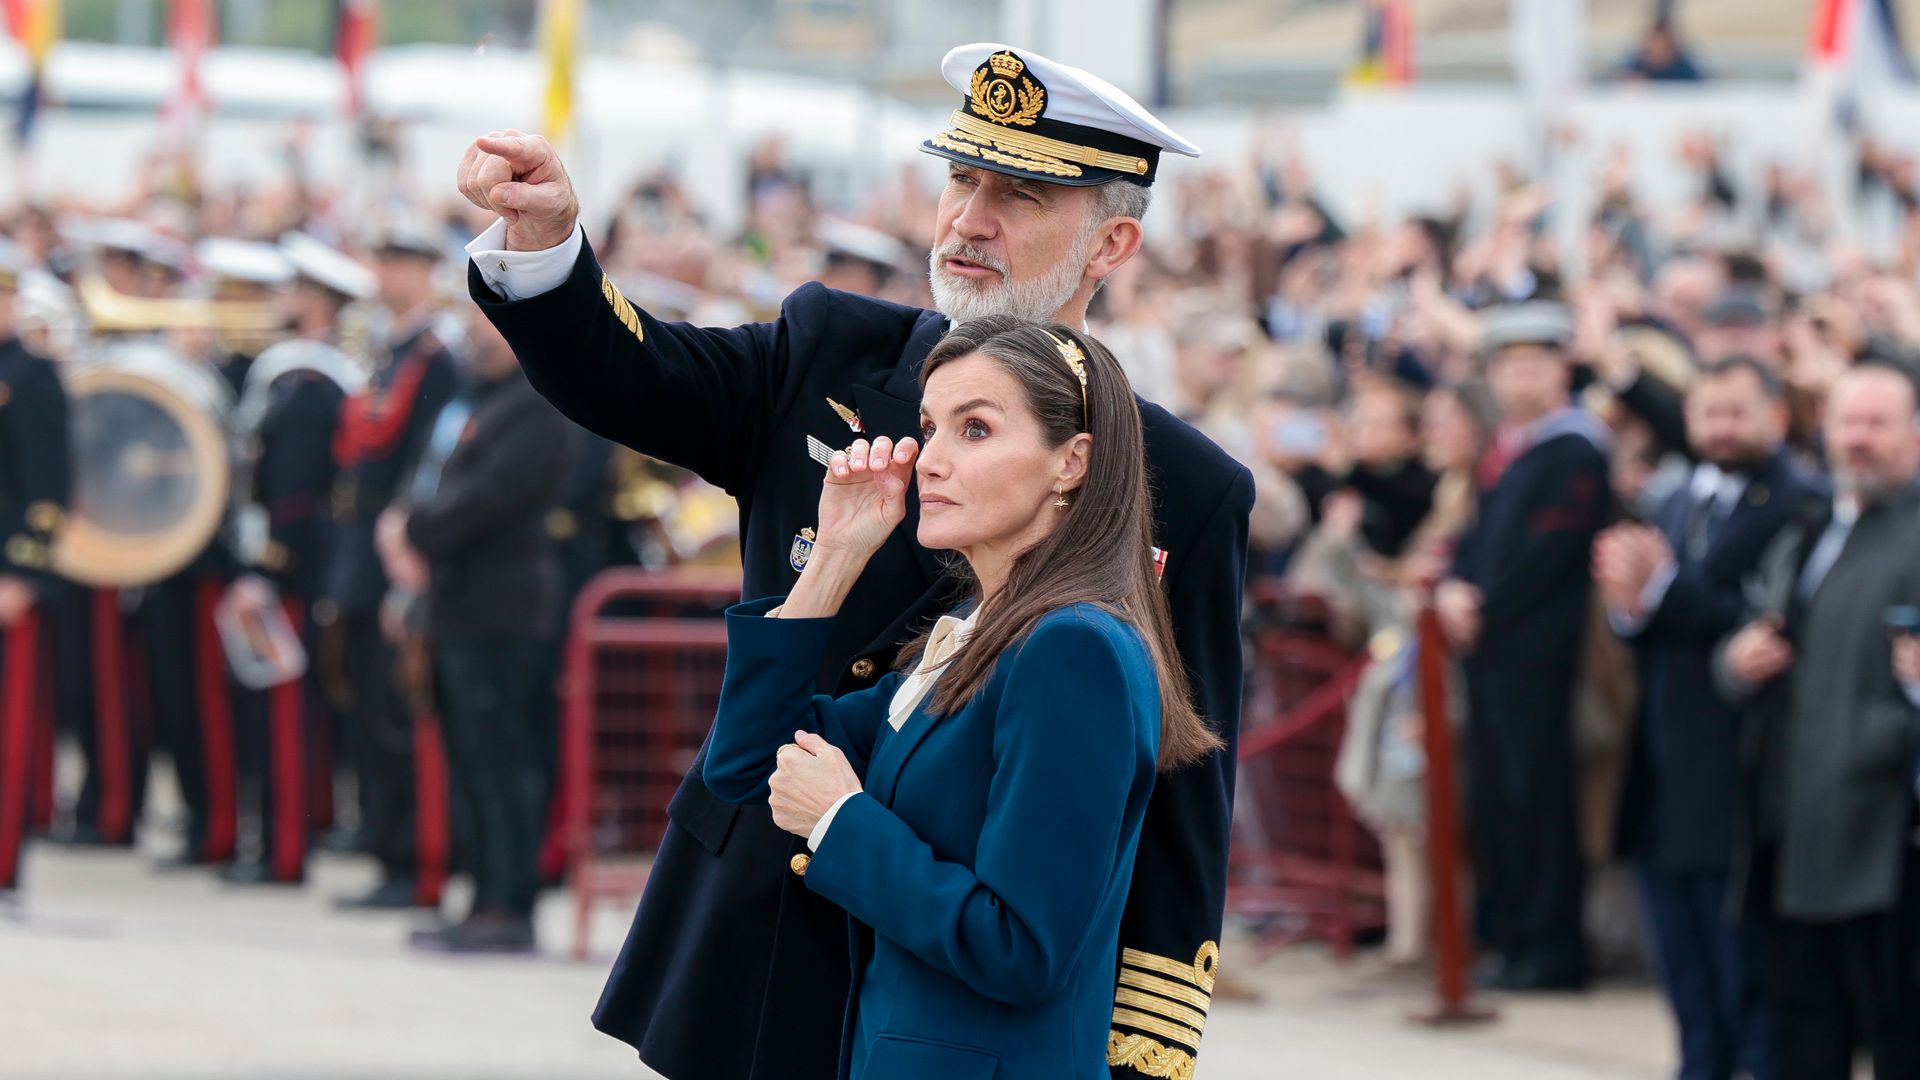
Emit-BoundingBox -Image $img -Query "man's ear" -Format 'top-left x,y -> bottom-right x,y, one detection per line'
1084,217 -> 1143,284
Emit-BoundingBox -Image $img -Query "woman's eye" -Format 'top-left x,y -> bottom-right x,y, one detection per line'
920,421 -> 936,440
963,420 -> 989,438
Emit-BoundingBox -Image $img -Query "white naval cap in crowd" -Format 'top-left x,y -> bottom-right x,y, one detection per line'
922,43 -> 1201,188
196,237 -> 295,287
817,218 -> 913,273
369,215 -> 446,261
280,231 -> 377,301
1481,300 -> 1577,353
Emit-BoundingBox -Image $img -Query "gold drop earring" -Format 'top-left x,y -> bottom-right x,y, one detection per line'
1053,485 -> 1069,509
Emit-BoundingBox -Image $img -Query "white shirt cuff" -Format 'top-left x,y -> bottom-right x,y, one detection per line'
466,218 -> 585,301
808,791 -> 858,852
1609,560 -> 1677,636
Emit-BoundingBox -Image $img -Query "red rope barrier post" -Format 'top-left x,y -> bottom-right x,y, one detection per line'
1411,599 -> 1495,1026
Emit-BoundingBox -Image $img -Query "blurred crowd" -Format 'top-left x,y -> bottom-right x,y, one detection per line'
3,116 -> 1920,1073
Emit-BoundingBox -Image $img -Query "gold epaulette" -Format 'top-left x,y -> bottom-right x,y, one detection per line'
1107,941 -> 1220,1079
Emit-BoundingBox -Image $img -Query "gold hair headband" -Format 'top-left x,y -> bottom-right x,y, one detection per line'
1046,330 -> 1090,430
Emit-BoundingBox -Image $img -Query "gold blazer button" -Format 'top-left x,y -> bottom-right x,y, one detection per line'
850,658 -> 876,679
789,853 -> 811,877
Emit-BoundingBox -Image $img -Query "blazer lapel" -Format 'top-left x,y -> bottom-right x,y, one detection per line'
865,694 -> 958,807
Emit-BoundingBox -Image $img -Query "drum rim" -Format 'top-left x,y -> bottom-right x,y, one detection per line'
53,364 -> 229,587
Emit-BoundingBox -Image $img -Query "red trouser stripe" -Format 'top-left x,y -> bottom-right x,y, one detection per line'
29,628 -> 53,830
192,579 -> 237,862
91,589 -> 131,842
413,711 -> 449,906
267,597 -> 307,883
1,607 -> 41,888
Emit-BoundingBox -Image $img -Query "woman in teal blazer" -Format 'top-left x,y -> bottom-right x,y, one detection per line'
703,318 -> 1221,1079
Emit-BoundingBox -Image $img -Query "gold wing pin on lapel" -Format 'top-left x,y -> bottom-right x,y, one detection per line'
826,397 -> 864,433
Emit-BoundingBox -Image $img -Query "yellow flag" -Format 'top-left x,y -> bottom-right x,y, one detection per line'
540,0 -> 579,147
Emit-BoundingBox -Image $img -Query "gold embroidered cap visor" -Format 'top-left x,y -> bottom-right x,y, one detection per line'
918,43 -> 1202,189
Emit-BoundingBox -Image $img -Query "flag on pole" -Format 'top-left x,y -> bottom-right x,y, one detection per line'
334,0 -> 379,118
1807,0 -> 1911,131
1345,0 -> 1413,87
5,0 -> 59,143
539,0 -> 580,147
159,0 -> 214,142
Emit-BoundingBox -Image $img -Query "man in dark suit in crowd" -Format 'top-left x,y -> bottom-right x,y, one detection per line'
0,245 -> 68,896
388,307 -> 575,951
457,42 -> 1253,1080
1599,356 -> 1815,1080
1437,301 -> 1611,991
1717,361 -> 1920,1079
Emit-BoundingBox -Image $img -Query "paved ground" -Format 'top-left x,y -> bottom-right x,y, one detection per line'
3,825 -> 1679,1080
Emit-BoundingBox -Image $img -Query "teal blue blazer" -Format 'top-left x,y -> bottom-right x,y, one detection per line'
705,597 -> 1161,1080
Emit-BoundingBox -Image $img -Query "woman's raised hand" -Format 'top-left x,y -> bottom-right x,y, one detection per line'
816,436 -> 919,558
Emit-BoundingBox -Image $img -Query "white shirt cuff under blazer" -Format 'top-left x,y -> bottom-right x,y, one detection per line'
467,218 -> 585,300
785,605 -> 981,850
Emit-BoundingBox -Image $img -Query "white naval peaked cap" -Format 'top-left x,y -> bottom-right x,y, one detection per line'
279,231 -> 376,301
922,42 -> 1200,188
197,237 -> 295,286
817,218 -> 913,271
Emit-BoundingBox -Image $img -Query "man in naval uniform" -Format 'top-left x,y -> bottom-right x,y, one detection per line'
459,44 -> 1253,1080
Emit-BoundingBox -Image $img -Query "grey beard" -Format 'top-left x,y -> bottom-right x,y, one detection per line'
927,243 -> 1088,326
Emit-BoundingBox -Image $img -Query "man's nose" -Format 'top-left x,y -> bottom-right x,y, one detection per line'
951,192 -> 997,242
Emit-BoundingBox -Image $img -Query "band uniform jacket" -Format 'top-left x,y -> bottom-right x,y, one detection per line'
0,337 -> 68,591
324,324 -> 458,618
472,237 -> 1253,1080
706,600 -> 1159,1080
250,370 -> 347,601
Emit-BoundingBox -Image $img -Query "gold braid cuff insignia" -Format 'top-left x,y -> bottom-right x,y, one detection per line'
600,273 -> 644,342
1107,1032 -> 1196,1080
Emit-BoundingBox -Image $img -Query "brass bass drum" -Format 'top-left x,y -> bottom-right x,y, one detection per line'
52,341 -> 233,587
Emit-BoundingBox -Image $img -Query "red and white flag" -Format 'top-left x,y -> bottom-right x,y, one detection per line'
1807,0 -> 1910,128
159,0 -> 214,142
335,0 -> 380,118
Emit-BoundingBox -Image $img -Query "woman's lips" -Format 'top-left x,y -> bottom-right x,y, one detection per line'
920,495 -> 957,510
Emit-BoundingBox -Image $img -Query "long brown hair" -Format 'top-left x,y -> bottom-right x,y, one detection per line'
903,315 -> 1221,772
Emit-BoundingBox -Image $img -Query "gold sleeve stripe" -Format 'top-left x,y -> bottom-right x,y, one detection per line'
1107,1031 -> 1196,1080
1114,987 -> 1209,1032
1118,967 -> 1212,1013
1111,1007 -> 1202,1052
1122,942 -> 1220,993
600,273 -> 644,342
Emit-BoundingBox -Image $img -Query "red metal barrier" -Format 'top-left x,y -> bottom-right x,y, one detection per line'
561,567 -> 743,961
1226,584 -> 1386,962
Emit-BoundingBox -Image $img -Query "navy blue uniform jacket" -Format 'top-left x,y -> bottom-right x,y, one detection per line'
706,599 -> 1159,1080
471,238 -> 1253,1080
